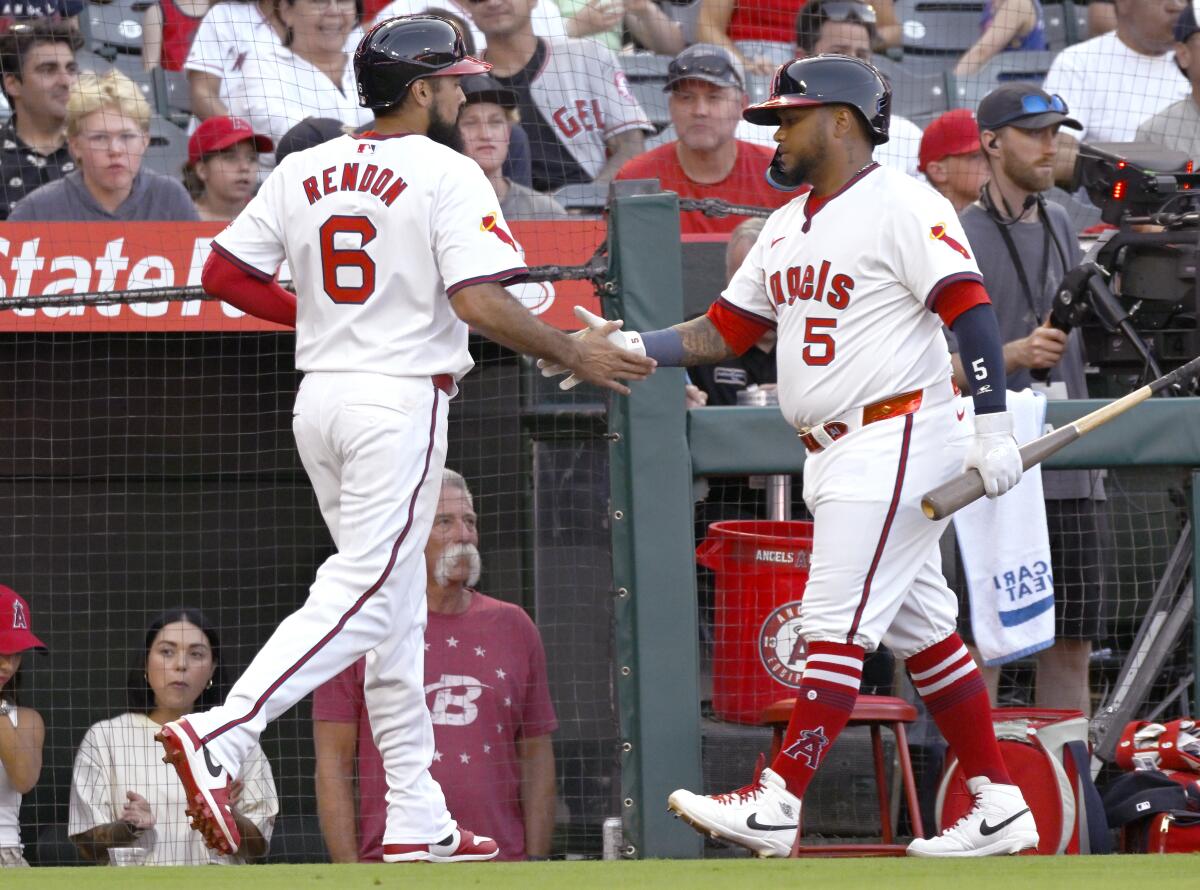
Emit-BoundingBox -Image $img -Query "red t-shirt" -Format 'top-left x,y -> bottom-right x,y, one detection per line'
728,0 -> 803,44
158,0 -> 204,72
615,140 -> 793,234
312,593 -> 558,862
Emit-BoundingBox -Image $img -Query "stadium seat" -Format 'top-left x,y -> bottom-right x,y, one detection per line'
80,0 -> 150,56
1042,2 -> 1069,52
948,49 -> 1054,112
619,51 -> 671,81
872,55 -> 952,128
144,116 -> 189,178
151,66 -> 192,128
553,181 -> 609,214
1065,0 -> 1089,44
895,0 -> 984,56
762,694 -> 924,856
629,78 -> 672,130
660,0 -> 702,45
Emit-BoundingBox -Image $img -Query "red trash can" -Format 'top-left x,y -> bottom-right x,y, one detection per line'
696,520 -> 815,724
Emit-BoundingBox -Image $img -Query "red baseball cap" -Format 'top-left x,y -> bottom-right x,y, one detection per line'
918,109 -> 982,174
0,585 -> 46,655
188,116 -> 274,166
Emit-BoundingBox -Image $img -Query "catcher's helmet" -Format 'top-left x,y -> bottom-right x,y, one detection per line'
743,54 -> 891,145
355,15 -> 491,112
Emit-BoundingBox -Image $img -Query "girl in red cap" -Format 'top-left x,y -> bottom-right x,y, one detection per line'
0,585 -> 46,869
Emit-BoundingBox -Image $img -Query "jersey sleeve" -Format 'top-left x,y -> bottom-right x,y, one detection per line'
184,9 -> 224,76
211,161 -> 288,277
432,160 -> 529,296
67,723 -> 114,836
890,192 -> 984,312
717,225 -> 777,326
592,45 -> 652,138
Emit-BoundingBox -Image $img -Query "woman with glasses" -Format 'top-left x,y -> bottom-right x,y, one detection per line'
8,70 -> 199,221
954,0 -> 1047,76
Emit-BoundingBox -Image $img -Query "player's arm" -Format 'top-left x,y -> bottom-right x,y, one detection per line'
451,282 -> 655,395
201,245 -> 296,326
187,70 -> 228,120
231,804 -> 268,862
518,734 -> 556,858
313,720 -> 360,863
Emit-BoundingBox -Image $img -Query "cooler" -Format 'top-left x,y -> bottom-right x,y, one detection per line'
696,520 -> 814,724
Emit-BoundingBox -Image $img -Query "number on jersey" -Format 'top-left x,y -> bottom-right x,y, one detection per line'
319,215 -> 377,304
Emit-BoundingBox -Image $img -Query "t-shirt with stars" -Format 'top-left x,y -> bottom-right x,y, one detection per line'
312,592 -> 558,861
0,116 -> 75,220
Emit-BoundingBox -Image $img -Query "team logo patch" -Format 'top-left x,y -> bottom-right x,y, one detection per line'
782,726 -> 830,768
614,69 -> 633,101
11,600 -> 27,630
930,223 -> 971,259
481,213 -> 519,252
758,602 -> 807,689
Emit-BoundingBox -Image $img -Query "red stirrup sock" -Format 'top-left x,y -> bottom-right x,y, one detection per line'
907,633 -> 1012,784
769,640 -> 864,797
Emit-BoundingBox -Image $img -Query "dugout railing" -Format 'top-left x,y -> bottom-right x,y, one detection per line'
602,192 -> 1200,859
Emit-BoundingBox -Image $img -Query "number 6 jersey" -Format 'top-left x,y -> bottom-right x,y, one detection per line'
212,132 -> 528,380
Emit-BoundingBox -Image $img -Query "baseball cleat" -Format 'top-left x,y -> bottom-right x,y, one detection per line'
382,827 -> 500,863
907,777 -> 1039,857
667,761 -> 800,858
155,718 -> 241,856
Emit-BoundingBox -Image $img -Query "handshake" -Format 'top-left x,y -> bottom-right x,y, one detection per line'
538,306 -> 652,392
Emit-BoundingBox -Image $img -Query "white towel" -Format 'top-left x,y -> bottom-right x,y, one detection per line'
952,389 -> 1055,666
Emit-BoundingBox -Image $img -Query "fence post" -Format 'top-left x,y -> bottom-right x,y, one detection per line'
607,192 -> 703,858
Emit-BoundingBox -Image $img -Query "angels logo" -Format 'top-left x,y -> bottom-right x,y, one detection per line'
481,213 -> 519,252
929,223 -> 971,260
782,726 -> 830,768
11,600 -> 27,630
758,602 -> 806,689
614,69 -> 634,101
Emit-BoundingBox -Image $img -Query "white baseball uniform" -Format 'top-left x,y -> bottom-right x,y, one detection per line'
717,162 -> 981,657
191,132 -> 526,844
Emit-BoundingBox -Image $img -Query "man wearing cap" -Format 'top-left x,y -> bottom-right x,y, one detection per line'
919,109 -> 989,211
184,116 -> 274,221
1043,0 -> 1189,181
616,44 -> 788,234
1137,2 -> 1200,155
0,585 -> 47,868
949,84 -> 1108,715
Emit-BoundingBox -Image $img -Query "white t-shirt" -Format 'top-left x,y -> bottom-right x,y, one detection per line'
213,132 -> 528,380
68,713 -> 278,866
0,709 -> 20,847
369,0 -> 567,51
230,42 -> 374,156
1042,31 -> 1190,143
735,113 -> 925,181
719,163 -> 978,429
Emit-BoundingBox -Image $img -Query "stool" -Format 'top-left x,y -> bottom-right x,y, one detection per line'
762,694 -> 924,857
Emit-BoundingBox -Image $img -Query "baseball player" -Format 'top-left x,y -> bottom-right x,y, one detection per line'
153,14 -> 653,864
549,54 -> 1038,858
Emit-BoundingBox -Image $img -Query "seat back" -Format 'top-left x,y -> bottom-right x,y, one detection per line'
896,0 -> 985,55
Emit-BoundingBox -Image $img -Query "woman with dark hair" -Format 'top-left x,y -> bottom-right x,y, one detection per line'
0,585 -> 46,869
68,609 -> 277,865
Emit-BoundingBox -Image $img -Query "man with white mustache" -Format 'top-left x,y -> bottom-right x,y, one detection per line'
313,469 -> 558,862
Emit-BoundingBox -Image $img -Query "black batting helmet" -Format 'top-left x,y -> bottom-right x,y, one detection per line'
743,54 -> 891,145
355,14 -> 491,112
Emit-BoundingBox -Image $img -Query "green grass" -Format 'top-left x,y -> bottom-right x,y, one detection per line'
5,857 -> 1200,890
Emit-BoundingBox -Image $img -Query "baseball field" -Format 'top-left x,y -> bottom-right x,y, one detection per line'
2,857 -> 1197,889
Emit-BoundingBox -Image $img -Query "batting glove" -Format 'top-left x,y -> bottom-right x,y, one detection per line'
963,410 -> 1023,498
537,306 -> 645,391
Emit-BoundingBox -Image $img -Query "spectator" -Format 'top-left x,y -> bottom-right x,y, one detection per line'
557,0 -> 684,55
0,20 -> 81,220
1137,3 -> 1200,155
230,0 -> 373,152
0,585 -> 46,869
272,114 -> 349,163
143,0 -> 209,71
69,608 -> 278,865
955,0 -> 1048,76
735,2 -> 923,178
615,44 -> 789,234
185,0 -> 288,121
313,470 -> 558,863
0,0 -> 85,29
9,70 -> 199,221
919,109 -> 988,211
1043,0 -> 1189,181
369,0 -> 568,50
950,84 -> 1107,714
184,115 -> 272,220
458,73 -> 567,218
473,0 -> 652,192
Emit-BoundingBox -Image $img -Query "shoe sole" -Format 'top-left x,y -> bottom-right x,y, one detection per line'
667,795 -> 792,859
906,831 -> 1040,858
156,724 -> 239,857
383,852 -> 500,863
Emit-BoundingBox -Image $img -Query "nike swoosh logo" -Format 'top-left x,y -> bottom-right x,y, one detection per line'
771,236 -> 786,247
203,746 -> 224,779
978,808 -> 1031,836
746,813 -> 797,832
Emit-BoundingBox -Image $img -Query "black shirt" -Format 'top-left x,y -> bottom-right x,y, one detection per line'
690,345 -> 778,406
491,40 -> 590,193
0,115 -> 75,220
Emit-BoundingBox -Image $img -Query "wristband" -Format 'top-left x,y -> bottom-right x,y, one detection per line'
641,329 -> 685,367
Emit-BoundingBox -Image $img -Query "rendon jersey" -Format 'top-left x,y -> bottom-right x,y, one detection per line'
212,133 -> 527,380
718,163 -> 982,429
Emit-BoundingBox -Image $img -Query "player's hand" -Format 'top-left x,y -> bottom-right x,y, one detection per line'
567,0 -> 624,36
540,306 -> 650,391
685,383 -> 708,409
564,317 -> 656,395
1018,319 -> 1067,370
121,790 -> 156,830
963,410 -> 1022,498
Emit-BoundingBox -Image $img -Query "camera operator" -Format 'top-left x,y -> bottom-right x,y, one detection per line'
948,84 -> 1108,715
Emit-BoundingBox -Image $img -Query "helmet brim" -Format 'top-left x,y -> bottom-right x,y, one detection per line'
433,56 -> 493,78
742,95 -> 823,126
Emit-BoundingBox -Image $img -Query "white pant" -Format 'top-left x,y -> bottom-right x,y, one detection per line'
800,391 -> 971,659
188,372 -> 454,844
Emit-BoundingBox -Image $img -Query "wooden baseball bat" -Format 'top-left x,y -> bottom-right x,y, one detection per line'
921,354 -> 1200,521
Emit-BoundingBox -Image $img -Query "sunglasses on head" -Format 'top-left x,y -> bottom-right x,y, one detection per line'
816,1 -> 878,24
668,55 -> 743,89
1019,92 -> 1068,115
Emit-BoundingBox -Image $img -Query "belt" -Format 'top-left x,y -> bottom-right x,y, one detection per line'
433,373 -> 454,396
798,388 -> 926,454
